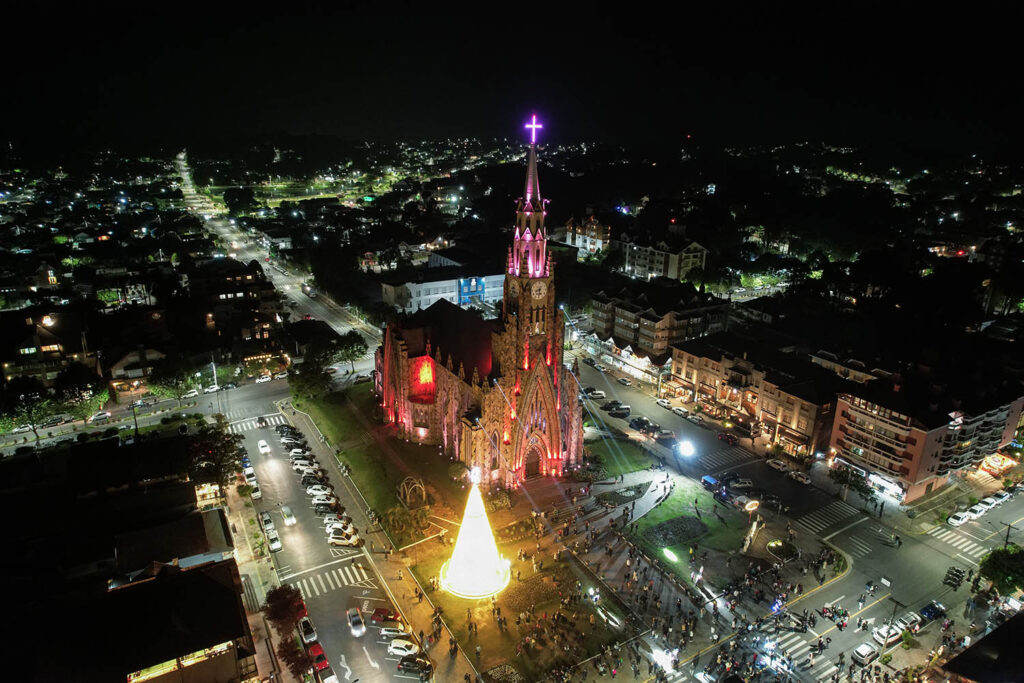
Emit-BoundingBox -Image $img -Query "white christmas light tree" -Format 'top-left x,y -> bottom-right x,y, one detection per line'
439,467 -> 511,599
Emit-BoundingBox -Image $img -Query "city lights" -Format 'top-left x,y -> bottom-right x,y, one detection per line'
439,467 -> 510,599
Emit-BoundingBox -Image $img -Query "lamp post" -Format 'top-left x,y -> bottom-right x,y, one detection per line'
130,402 -> 140,439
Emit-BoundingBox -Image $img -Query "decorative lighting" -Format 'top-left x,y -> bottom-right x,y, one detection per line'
41,315 -> 55,327
440,467 -> 510,599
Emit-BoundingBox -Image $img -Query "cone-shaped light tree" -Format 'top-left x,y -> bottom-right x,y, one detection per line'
440,467 -> 511,599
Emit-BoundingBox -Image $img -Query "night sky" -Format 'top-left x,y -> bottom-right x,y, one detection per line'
6,1 -> 1022,153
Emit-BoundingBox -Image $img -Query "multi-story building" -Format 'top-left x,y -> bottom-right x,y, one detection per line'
0,306 -> 101,387
830,374 -> 1024,502
381,266 -> 505,313
670,332 -> 849,457
187,258 -> 275,343
611,236 -> 708,281
586,283 -> 728,385
564,216 -> 611,258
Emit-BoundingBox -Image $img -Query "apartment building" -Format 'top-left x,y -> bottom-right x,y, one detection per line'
830,375 -> 1024,502
564,216 -> 611,258
381,266 -> 505,313
611,236 -> 708,281
670,332 -> 851,457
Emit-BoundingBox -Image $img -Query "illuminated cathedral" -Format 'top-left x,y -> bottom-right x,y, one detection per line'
375,118 -> 583,487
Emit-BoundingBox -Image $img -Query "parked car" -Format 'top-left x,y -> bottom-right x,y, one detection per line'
947,511 -> 970,527
274,371 -> 289,379
327,521 -> 356,536
289,448 -> 310,457
595,364 -> 607,373
314,503 -> 336,516
671,406 -> 689,417
978,497 -> 999,511
766,459 -> 788,472
655,429 -> 675,440
388,639 -> 421,657
587,390 -> 606,399
316,666 -> 339,683
851,642 -> 879,666
617,377 -> 632,386
258,440 -> 272,454
717,433 -> 738,445
259,511 -> 276,532
299,616 -> 317,644
182,389 -> 200,398
11,424 -> 33,434
729,478 -> 754,490
266,528 -> 282,551
255,375 -> 272,384
788,471 -> 811,485
292,459 -> 319,471
685,413 -> 703,425
379,621 -> 410,639
88,411 -> 112,422
371,607 -> 399,625
582,357 -> 597,366
396,655 -> 432,677
871,624 -> 902,646
281,505 -> 297,526
992,491 -> 1012,504
221,382 -> 237,390
656,398 -> 672,409
203,385 -> 219,394
966,504 -> 988,519
329,530 -> 361,546
609,408 -> 631,418
308,643 -> 329,672
601,400 -> 622,411
919,601 -> 946,622
629,417 -> 651,431
895,612 -> 922,633
308,484 -> 332,497
250,483 -> 263,499
347,608 -> 366,636
312,494 -> 338,507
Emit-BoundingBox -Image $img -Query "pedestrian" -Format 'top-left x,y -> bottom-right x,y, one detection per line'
397,569 -> 403,581
475,645 -> 481,660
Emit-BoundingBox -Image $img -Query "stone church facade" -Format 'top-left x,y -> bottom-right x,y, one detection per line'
375,142 -> 583,488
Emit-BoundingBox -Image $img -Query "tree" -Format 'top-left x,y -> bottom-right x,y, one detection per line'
223,187 -> 257,215
978,544 -> 1024,594
149,357 -> 199,406
276,635 -> 313,680
262,584 -> 306,636
188,413 -> 243,488
54,363 -> 108,426
289,335 -> 337,400
0,376 -> 55,441
828,464 -> 877,504
336,330 -> 369,373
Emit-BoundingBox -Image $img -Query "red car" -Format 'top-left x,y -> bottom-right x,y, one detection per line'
718,433 -> 738,446
370,607 -> 398,625
308,643 -> 329,671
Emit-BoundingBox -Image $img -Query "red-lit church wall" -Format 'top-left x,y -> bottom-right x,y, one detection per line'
408,355 -> 437,404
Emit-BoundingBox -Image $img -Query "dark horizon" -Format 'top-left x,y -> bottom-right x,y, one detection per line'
5,2 -> 1023,157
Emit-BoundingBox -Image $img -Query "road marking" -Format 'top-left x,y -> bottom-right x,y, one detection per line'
956,553 -> 980,566
278,554 -> 362,580
363,645 -> 380,670
337,653 -> 353,680
825,595 -> 845,607
325,572 -> 336,590
822,516 -> 867,540
317,574 -> 328,592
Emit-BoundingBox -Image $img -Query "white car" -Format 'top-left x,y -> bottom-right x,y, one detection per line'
656,399 -> 672,409
330,531 -> 361,547
255,375 -> 272,384
586,390 -> 606,400
259,511 -> 275,532
895,612 -> 922,633
326,520 -> 355,535
274,371 -> 289,379
250,482 -> 263,499
387,639 -> 421,657
281,505 -> 297,526
766,459 -> 788,472
379,623 -> 411,639
292,460 -> 318,471
871,624 -> 902,646
307,484 -> 332,496
685,413 -> 703,425
978,497 -> 999,511
312,494 -> 338,507
299,616 -> 317,644
992,491 -> 1012,505
203,385 -> 219,394
288,448 -> 310,457
966,504 -> 987,519
88,411 -> 112,422
347,608 -> 366,636
257,440 -> 271,455
788,471 -> 811,485
671,406 -> 689,417
266,528 -> 282,552
295,466 -> 321,477
948,511 -> 970,527
617,377 -> 632,386
11,425 -> 33,434
182,389 -> 200,399
729,478 -> 753,489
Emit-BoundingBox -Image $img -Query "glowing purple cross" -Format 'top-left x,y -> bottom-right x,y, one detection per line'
525,114 -> 543,144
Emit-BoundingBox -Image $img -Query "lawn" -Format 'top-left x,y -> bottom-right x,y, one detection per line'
410,538 -> 629,682
630,476 -> 748,588
585,438 -> 657,478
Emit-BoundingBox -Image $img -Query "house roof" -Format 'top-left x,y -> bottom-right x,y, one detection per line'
397,298 -> 500,380
115,509 -> 233,574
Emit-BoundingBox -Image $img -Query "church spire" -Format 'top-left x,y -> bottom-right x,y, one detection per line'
508,115 -> 549,278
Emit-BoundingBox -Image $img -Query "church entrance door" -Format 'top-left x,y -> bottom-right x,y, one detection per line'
524,447 -> 543,478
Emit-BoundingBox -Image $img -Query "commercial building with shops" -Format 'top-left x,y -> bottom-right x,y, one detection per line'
830,373 -> 1024,502
669,332 -> 853,457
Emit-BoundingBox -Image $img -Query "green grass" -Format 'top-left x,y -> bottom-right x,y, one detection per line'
631,477 -> 748,587
586,438 -> 656,478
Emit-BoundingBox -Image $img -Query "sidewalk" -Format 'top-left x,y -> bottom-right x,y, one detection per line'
285,402 -> 481,683
225,481 -> 294,682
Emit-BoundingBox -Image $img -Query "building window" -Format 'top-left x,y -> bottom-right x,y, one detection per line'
19,347 -> 37,355
40,344 -> 59,352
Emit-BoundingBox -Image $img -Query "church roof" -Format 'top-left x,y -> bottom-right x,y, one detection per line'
400,299 -> 499,381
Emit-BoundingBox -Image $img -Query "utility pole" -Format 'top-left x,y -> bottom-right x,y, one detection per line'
999,521 -> 1019,549
887,596 -> 906,630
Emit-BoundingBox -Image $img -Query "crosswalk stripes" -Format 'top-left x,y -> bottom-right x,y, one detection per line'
794,500 -> 860,534
290,563 -> 376,600
843,533 -> 876,557
699,446 -> 753,470
927,526 -> 990,558
229,414 -> 287,433
769,630 -> 840,681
